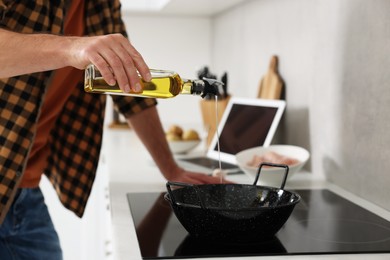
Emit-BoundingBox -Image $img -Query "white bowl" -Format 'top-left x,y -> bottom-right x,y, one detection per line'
236,145 -> 310,187
168,140 -> 201,154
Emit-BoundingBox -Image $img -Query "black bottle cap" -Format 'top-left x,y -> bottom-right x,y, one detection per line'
201,78 -> 224,99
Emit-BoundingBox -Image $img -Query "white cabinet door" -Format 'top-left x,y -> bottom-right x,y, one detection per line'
40,158 -> 112,260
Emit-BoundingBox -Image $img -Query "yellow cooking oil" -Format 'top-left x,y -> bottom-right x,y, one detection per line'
84,64 -> 194,98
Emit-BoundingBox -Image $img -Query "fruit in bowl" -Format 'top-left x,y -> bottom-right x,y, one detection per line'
235,145 -> 310,186
166,125 -> 201,154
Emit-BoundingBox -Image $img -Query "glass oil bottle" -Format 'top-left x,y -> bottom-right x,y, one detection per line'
84,64 -> 222,99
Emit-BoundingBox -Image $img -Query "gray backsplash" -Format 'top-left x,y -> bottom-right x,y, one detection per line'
212,0 -> 390,210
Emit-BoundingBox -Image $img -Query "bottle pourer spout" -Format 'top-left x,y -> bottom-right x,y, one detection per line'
201,77 -> 224,99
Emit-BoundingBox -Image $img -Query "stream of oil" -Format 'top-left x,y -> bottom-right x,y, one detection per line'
214,95 -> 223,183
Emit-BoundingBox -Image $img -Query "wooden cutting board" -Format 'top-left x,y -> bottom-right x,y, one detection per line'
257,55 -> 284,100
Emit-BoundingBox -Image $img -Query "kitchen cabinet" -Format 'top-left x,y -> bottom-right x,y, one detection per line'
41,155 -> 113,260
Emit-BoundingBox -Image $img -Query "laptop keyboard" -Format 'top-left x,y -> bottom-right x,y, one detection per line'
179,157 -> 238,170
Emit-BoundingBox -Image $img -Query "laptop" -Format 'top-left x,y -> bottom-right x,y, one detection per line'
178,97 -> 286,174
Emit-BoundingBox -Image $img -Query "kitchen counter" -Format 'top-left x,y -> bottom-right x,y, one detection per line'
103,129 -> 390,260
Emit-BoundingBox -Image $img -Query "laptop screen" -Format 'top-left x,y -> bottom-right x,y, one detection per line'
207,97 -> 286,164
212,104 -> 279,154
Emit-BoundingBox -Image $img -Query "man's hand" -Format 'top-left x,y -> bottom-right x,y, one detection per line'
165,167 -> 232,185
67,33 -> 151,93
128,107 -> 233,185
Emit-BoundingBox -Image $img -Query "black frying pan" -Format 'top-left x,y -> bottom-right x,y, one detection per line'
165,163 -> 301,244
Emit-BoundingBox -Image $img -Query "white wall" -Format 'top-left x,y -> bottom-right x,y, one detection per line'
212,0 -> 390,210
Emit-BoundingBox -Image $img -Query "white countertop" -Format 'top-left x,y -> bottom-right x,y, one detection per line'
103,129 -> 390,260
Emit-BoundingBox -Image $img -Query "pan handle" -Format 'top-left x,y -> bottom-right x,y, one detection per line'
253,162 -> 289,189
166,181 -> 206,209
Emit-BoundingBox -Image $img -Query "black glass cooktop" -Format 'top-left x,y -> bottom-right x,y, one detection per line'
127,189 -> 390,259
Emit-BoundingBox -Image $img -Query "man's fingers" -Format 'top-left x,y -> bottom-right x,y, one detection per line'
101,35 -> 150,93
89,53 -> 116,86
78,34 -> 151,94
124,42 -> 151,82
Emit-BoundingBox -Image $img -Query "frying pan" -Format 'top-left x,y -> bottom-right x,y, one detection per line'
165,163 -> 301,244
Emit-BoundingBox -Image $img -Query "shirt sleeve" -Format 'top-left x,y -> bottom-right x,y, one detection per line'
111,95 -> 158,118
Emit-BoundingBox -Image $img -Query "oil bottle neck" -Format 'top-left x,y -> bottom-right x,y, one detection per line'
180,78 -> 223,99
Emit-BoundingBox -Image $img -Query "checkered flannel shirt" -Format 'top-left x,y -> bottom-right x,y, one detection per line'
0,0 -> 157,224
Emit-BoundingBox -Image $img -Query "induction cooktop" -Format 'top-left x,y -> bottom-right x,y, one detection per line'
126,189 -> 390,259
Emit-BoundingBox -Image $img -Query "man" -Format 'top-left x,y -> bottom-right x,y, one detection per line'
0,1 -> 223,259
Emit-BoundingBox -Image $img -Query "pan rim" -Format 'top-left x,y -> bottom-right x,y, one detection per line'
164,191 -> 301,211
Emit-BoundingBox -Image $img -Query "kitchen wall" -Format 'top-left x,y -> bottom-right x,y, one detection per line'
211,0 -> 390,210
119,0 -> 390,210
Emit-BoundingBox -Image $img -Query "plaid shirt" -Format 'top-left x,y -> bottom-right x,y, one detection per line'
0,0 -> 157,224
